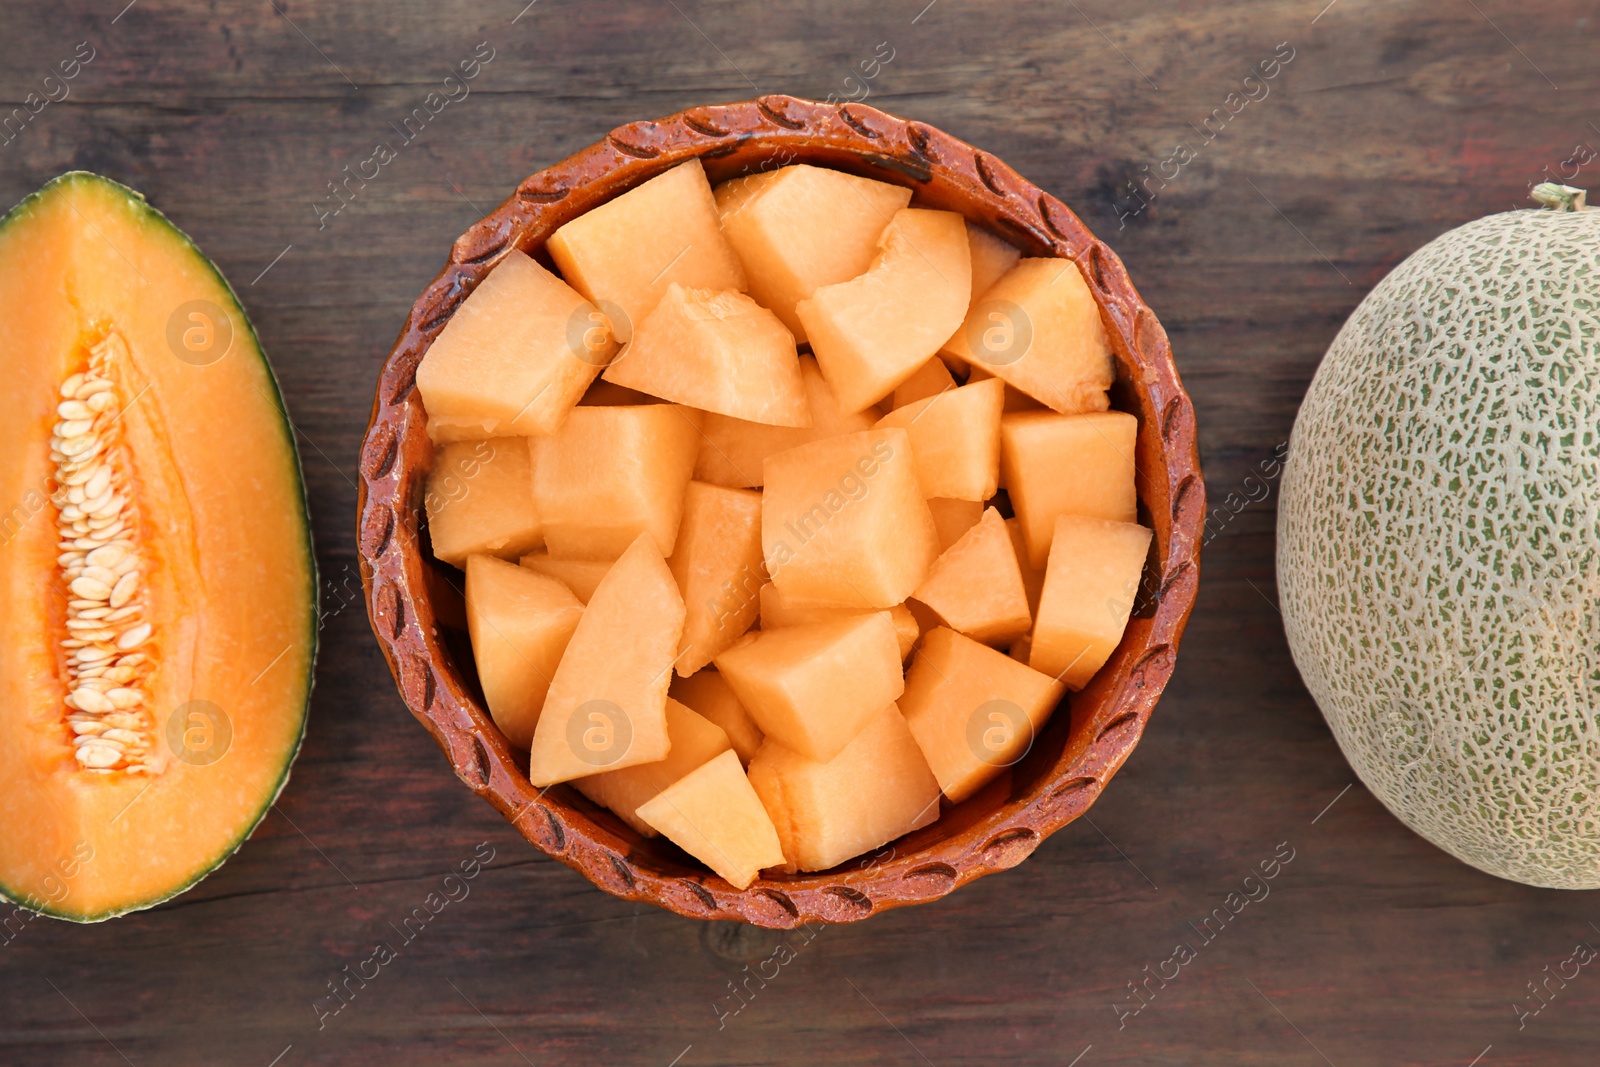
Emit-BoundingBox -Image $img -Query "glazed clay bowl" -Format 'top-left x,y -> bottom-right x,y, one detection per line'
357,95 -> 1204,926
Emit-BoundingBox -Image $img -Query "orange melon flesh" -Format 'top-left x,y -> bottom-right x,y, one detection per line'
1001,409 -> 1139,568
718,164 -> 912,342
0,173 -> 315,920
1030,514 -> 1152,690
532,404 -> 701,560
797,208 -> 972,413
757,584 -> 920,660
874,377 -> 1004,501
518,551 -> 611,604
761,427 -> 938,607
941,257 -> 1113,415
714,169 -> 784,221
464,555 -> 584,750
637,749 -> 785,890
693,355 -> 875,489
527,533 -> 685,785
713,612 -> 903,762
416,250 -> 617,442
547,159 -> 746,343
601,284 -> 808,427
965,222 -> 1023,302
425,438 -> 542,567
928,497 -> 984,552
670,669 -> 765,765
892,358 -> 957,409
667,481 -> 764,676
571,697 -> 731,836
748,706 -> 941,873
911,507 -> 1031,647
1006,517 -> 1047,616
900,627 -> 1064,803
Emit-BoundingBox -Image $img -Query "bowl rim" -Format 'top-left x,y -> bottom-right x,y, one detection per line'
357,94 -> 1205,927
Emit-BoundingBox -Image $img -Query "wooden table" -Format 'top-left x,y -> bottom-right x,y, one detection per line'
3,2 -> 1596,1063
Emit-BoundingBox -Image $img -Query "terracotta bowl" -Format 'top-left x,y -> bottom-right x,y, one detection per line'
357,95 -> 1204,927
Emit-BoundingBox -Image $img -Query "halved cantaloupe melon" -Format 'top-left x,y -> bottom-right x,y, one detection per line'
668,481 -> 764,675
755,584 -> 920,660
669,669 -> 764,765
928,497 -> 984,552
518,551 -> 611,604
910,507 -> 1031,647
900,627 -> 1064,803
713,611 -> 903,762
601,284 -> 808,427
1030,514 -> 1152,689
0,173 -> 315,920
892,358 -> 957,409
417,249 -> 617,441
747,705 -> 941,873
465,555 -> 584,749
527,533 -> 685,785
875,377 -> 1004,501
637,749 -> 785,890
532,404 -> 701,560
571,697 -> 731,836
1001,409 -> 1138,567
547,159 -> 746,343
797,208 -> 972,413
718,164 -> 912,342
425,438 -> 542,566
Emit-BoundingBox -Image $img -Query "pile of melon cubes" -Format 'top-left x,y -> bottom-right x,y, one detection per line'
414,158 -> 1152,890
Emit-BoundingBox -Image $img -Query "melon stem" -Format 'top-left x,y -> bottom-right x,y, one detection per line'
1531,182 -> 1587,211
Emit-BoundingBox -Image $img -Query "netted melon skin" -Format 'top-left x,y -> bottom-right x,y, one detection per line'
1279,208 -> 1600,889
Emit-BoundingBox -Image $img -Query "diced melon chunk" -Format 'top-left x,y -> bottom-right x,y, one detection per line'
927,497 -> 983,553
671,669 -> 765,765
900,627 -> 1065,803
528,533 -> 685,785
762,427 -> 937,607
426,438 -> 542,566
518,551 -> 611,604
797,209 -> 972,413
668,481 -> 765,675
713,612 -> 903,762
714,168 -> 784,220
571,698 -> 731,836
965,222 -> 1023,302
748,706 -> 941,872
693,355 -> 875,489
1005,517 -> 1046,616
911,507 -> 1031,646
941,257 -> 1114,414
1001,410 -> 1138,567
602,284 -> 808,427
532,404 -> 701,560
874,377 -> 1004,501
1030,514 -> 1152,689
892,358 -> 957,409
464,555 -> 584,749
719,164 -> 912,342
636,750 -> 786,890
417,250 -> 617,441
756,584 -> 920,660
546,159 -> 745,342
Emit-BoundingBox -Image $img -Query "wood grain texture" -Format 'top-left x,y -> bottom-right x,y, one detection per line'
2,1 -> 1598,1064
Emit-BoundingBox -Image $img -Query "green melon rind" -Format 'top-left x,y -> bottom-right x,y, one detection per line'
0,171 -> 319,922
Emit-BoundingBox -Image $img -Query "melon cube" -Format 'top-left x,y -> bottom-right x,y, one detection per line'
797,208 -> 972,413
911,507 -> 1031,646
892,358 -> 957,409
571,697 -> 732,836
762,427 -> 938,607
637,749 -> 786,889
965,222 -> 1023,302
546,159 -> 746,342
528,533 -> 685,785
417,250 -> 618,441
874,377 -> 1004,501
964,363 -> 1048,412
1030,514 -> 1153,690
602,284 -> 808,427
713,611 -> 904,762
748,706 -> 941,873
518,551 -> 611,604
668,481 -> 765,676
1001,409 -> 1138,568
1005,517 -> 1047,616
928,497 -> 983,552
426,438 -> 542,566
464,555 -> 584,750
670,669 -> 765,765
756,584 -> 920,660
714,168 -> 784,221
941,256 -> 1114,414
900,627 -> 1065,803
693,355 -> 876,489
719,164 -> 912,341
532,404 -> 701,560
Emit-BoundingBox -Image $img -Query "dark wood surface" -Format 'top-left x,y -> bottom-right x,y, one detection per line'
3,2 -> 1597,1064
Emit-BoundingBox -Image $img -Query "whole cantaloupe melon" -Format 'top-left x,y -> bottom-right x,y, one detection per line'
1279,199 -> 1600,889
